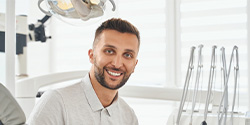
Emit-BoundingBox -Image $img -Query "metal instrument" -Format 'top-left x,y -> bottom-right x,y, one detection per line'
176,46 -> 196,125
190,45 -> 204,125
201,45 -> 217,125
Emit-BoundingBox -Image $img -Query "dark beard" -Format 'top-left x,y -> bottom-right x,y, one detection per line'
94,62 -> 131,90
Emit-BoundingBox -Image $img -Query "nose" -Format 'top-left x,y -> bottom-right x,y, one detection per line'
111,55 -> 123,68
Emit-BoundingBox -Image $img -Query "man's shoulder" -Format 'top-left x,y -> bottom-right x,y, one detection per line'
56,81 -> 83,94
54,80 -> 87,103
39,81 -> 84,104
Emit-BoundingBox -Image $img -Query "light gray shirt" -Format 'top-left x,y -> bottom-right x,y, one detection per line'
28,74 -> 138,125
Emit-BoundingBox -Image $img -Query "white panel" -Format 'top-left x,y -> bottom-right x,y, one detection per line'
0,0 -> 5,85
0,53 -> 5,84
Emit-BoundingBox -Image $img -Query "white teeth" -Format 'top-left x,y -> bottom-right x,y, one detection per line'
107,70 -> 121,76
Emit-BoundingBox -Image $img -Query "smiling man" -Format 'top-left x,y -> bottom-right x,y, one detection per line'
28,18 -> 140,125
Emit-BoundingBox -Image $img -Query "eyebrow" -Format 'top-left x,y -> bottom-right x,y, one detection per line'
104,44 -> 136,54
104,45 -> 116,49
125,49 -> 136,54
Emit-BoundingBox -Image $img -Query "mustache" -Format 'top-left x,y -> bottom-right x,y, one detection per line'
111,68 -> 120,71
104,67 -> 124,72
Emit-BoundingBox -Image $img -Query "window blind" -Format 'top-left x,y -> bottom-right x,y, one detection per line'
117,0 -> 167,86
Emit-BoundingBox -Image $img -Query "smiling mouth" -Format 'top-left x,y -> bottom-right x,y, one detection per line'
106,69 -> 123,77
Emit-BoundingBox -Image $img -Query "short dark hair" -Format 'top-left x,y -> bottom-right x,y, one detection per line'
93,18 -> 140,48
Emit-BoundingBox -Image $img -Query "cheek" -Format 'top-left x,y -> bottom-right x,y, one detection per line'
94,55 -> 110,67
125,62 -> 137,73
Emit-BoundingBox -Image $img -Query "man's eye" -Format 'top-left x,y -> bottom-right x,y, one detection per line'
124,53 -> 133,58
105,49 -> 114,54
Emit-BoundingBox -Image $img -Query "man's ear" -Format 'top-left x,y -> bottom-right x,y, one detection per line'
132,59 -> 138,73
88,49 -> 94,64
135,59 -> 138,66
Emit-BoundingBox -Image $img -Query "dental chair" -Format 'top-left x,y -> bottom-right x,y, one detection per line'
0,83 -> 26,125
1,70 -> 88,124
15,70 -> 89,120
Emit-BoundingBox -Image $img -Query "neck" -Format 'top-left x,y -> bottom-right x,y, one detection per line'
89,70 -> 118,107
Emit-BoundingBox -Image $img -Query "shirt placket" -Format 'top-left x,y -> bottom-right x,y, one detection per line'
100,108 -> 109,125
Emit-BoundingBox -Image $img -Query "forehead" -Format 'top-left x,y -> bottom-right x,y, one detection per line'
96,30 -> 139,53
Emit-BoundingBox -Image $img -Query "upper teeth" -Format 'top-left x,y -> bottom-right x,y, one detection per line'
107,70 -> 121,76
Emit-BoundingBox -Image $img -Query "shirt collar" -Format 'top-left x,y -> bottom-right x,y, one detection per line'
106,93 -> 119,116
81,73 -> 119,116
81,74 -> 103,112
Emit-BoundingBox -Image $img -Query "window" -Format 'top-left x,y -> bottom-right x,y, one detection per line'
117,0 -> 167,87
27,0 -> 249,104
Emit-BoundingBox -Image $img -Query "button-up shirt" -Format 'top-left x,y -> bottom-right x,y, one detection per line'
28,74 -> 138,125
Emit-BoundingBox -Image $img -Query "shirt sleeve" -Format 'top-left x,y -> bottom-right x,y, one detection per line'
27,90 -> 66,125
131,108 -> 139,125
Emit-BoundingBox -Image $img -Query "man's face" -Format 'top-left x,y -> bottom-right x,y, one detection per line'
89,29 -> 139,90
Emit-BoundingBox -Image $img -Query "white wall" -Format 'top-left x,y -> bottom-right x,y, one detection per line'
26,0 -> 51,77
0,0 -> 6,84
0,0 -> 52,85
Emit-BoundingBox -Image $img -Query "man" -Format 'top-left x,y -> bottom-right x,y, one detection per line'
28,18 -> 140,125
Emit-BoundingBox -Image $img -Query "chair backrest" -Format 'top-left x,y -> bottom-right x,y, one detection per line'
0,83 -> 26,125
15,70 -> 89,119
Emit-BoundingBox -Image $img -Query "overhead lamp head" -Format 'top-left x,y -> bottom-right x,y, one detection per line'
38,0 -> 116,21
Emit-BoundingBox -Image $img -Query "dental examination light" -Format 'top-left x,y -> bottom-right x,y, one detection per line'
176,46 -> 196,125
189,45 -> 203,125
201,45 -> 217,125
218,46 -> 239,125
38,0 -> 116,24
